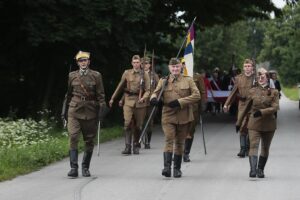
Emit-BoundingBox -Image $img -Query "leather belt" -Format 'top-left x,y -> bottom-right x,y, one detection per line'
72,95 -> 96,101
124,91 -> 139,96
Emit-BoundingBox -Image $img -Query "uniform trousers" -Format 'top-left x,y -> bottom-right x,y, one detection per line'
162,123 -> 190,155
68,117 -> 98,152
248,130 -> 275,157
123,105 -> 146,143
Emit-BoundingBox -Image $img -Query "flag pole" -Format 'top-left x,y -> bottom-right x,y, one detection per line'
176,17 -> 197,59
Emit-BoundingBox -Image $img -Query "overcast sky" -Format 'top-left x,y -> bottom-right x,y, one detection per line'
272,0 -> 286,8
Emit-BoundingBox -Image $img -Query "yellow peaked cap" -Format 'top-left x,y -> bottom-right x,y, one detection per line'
75,51 -> 90,60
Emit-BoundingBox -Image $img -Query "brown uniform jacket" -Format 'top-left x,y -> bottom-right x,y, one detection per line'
237,86 -> 279,131
224,74 -> 255,125
111,68 -> 150,108
193,73 -> 205,112
67,69 -> 106,120
151,74 -> 200,124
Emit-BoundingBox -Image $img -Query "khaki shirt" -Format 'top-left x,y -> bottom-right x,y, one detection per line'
111,68 -> 150,108
224,73 -> 255,124
151,74 -> 200,124
237,86 -> 279,131
67,69 -> 106,120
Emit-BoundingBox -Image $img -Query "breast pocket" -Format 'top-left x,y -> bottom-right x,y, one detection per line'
86,81 -> 96,90
179,83 -> 190,97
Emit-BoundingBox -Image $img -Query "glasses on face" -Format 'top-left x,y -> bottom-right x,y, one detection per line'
78,59 -> 88,63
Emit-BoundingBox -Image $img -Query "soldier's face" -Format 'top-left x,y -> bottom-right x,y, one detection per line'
132,59 -> 141,70
143,63 -> 151,71
258,73 -> 268,85
169,64 -> 181,75
77,58 -> 90,69
243,63 -> 253,75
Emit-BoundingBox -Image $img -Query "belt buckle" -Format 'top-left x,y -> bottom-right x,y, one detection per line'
81,96 -> 86,101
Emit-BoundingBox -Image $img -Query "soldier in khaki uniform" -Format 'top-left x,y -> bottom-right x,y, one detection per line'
183,72 -> 206,162
109,55 -> 150,155
142,57 -> 159,149
64,51 -> 106,178
237,68 -> 279,178
150,58 -> 200,178
223,59 -> 255,157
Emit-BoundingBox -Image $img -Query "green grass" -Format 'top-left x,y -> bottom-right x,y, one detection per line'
282,86 -> 299,101
0,126 -> 122,182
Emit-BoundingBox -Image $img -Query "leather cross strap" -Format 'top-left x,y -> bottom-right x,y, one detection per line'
77,73 -> 91,97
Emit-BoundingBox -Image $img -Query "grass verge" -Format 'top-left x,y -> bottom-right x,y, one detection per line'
0,126 -> 122,182
282,86 -> 299,101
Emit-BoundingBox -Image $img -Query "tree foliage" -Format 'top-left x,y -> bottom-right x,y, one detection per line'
258,4 -> 300,86
0,0 -> 285,117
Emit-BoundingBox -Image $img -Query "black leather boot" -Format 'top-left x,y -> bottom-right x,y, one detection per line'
68,149 -> 78,178
249,156 -> 258,178
237,135 -> 247,158
122,130 -> 132,155
144,131 -> 152,149
122,144 -> 132,155
133,143 -> 140,154
183,137 -> 194,162
82,151 -> 93,177
173,154 -> 183,178
257,156 -> 268,178
162,152 -> 172,177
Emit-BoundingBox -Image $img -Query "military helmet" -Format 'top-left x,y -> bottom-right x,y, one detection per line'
75,51 -> 90,60
169,57 -> 180,65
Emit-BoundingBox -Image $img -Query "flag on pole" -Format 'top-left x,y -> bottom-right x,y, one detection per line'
183,24 -> 194,77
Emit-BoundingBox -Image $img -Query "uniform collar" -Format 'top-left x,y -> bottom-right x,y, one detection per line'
131,68 -> 141,74
169,74 -> 182,82
79,69 -> 89,76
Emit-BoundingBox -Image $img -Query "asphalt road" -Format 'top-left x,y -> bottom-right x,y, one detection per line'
0,95 -> 299,200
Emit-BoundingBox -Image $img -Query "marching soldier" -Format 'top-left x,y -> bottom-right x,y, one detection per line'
150,58 -> 200,178
142,56 -> 159,149
109,55 -> 150,155
183,72 -> 206,162
223,59 -> 255,158
63,51 -> 106,178
236,68 -> 279,178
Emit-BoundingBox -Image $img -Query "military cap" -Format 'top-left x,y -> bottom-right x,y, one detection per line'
75,51 -> 90,60
142,57 -> 151,64
169,57 -> 180,65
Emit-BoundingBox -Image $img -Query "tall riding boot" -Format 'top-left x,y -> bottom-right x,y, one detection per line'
246,134 -> 250,156
68,149 -> 78,178
249,156 -> 258,178
82,151 -> 93,177
145,131 -> 152,149
173,154 -> 183,178
122,130 -> 132,155
257,156 -> 268,178
237,135 -> 247,158
183,137 -> 194,162
133,143 -> 140,154
162,152 -> 172,177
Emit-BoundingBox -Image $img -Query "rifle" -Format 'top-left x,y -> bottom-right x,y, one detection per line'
61,64 -> 72,128
199,114 -> 207,155
150,49 -> 156,93
139,44 -> 147,100
139,76 -> 169,143
252,58 -> 257,87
